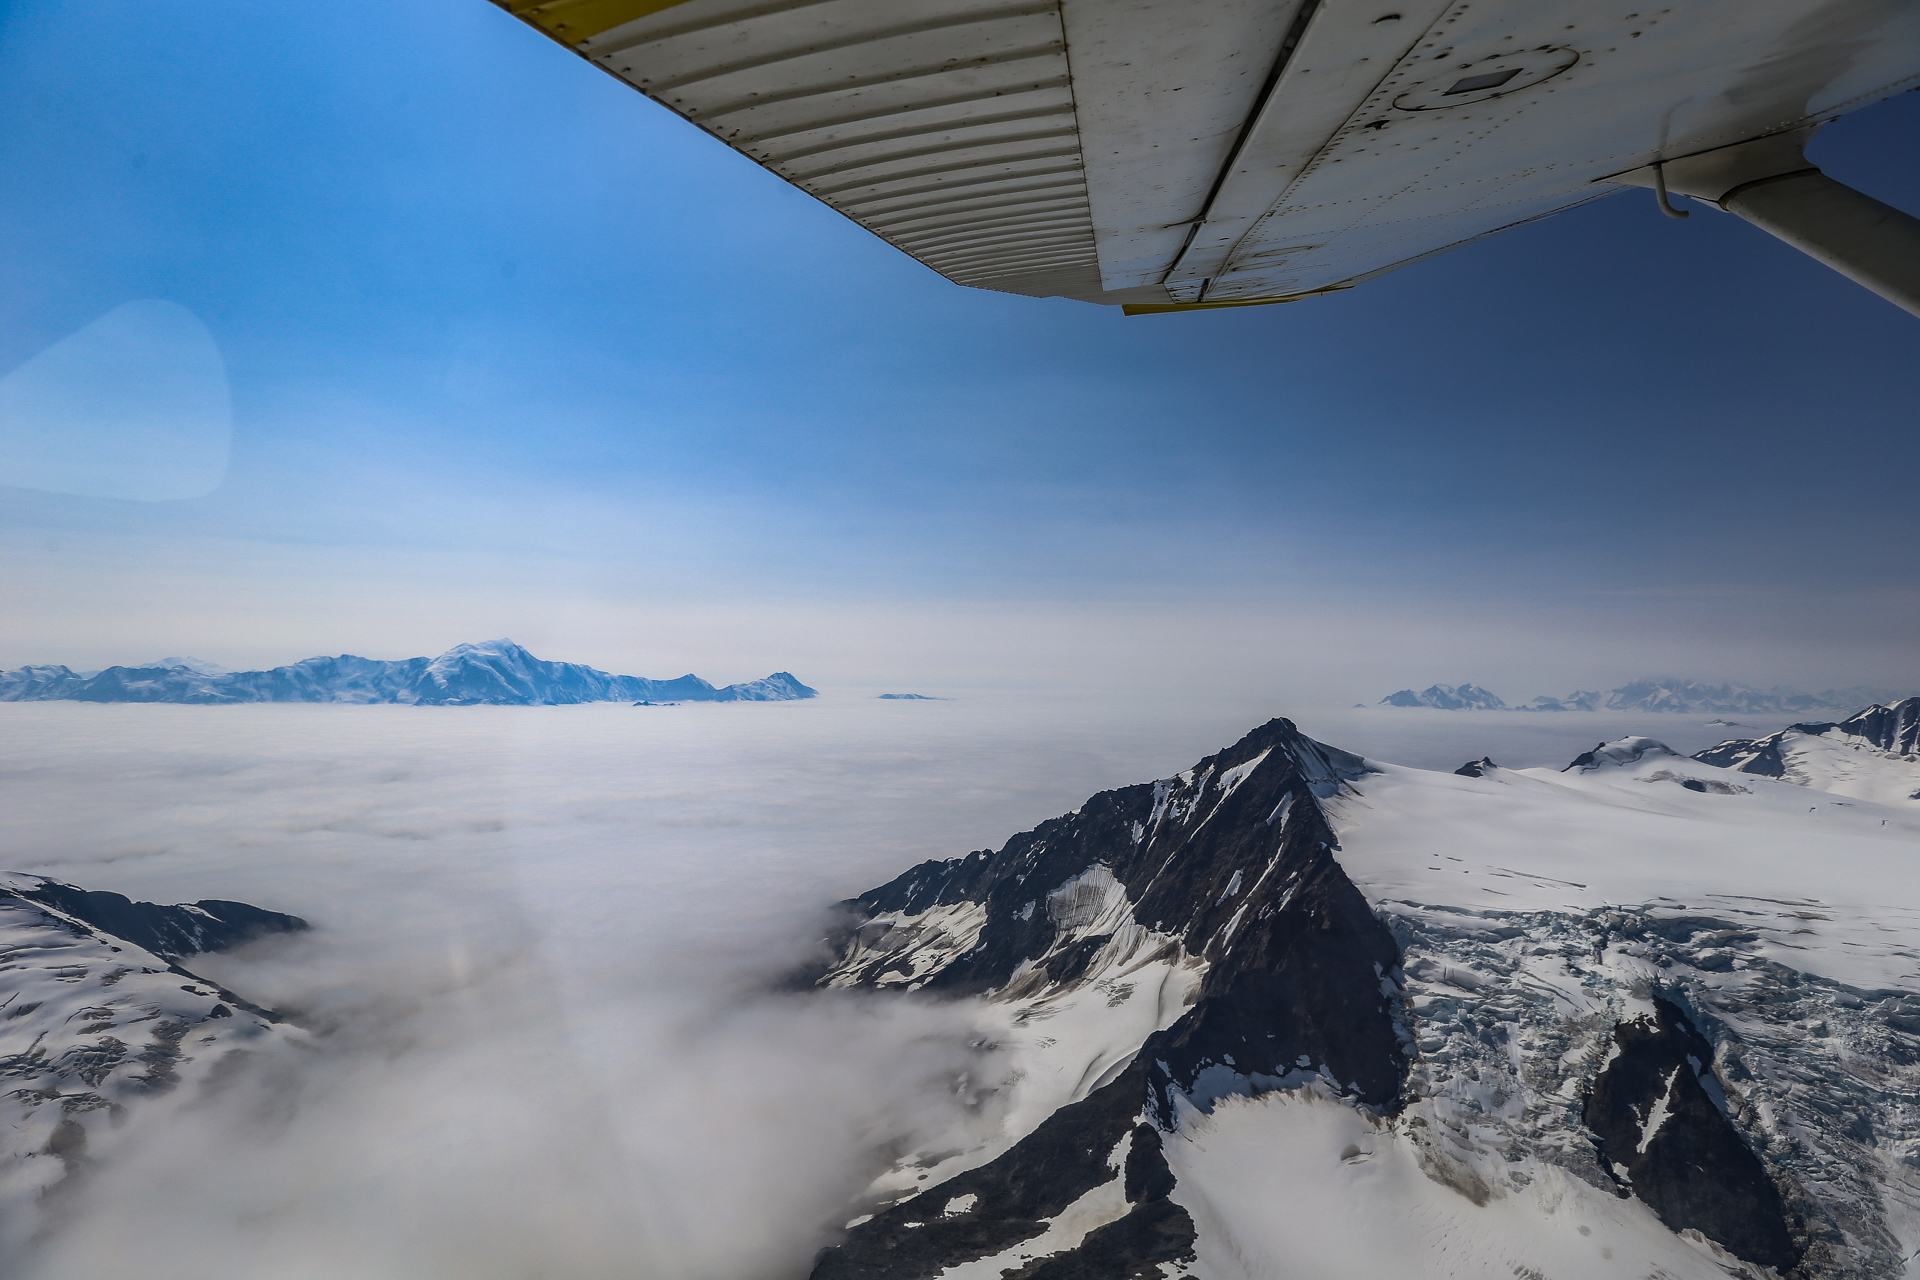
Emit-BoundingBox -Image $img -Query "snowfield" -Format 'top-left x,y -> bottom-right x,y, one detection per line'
1331,740 -> 1920,991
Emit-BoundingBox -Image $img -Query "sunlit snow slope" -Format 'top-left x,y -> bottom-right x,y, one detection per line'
1694,697 -> 1920,806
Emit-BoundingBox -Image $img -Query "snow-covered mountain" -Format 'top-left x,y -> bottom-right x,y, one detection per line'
144,656 -> 230,676
1594,680 -> 1906,716
1379,683 -> 1507,710
1514,689 -> 1606,711
0,640 -> 817,706
805,718 -> 1920,1279
0,876 -> 306,1246
1693,697 -> 1920,804
1381,679 -> 1911,715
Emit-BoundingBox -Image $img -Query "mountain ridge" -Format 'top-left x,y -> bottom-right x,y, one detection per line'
1381,678 -> 1909,715
1688,697 -> 1920,803
809,718 -> 1404,1279
0,639 -> 817,706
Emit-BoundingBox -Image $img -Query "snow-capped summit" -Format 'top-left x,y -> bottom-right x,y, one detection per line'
415,638 -> 570,704
1514,689 -> 1604,711
806,716 -> 1920,1279
427,637 -> 532,668
1561,735 -> 1680,771
142,656 -> 230,675
716,672 -> 816,702
1601,679 -> 1910,716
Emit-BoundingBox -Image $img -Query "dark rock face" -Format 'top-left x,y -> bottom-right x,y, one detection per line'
3,879 -> 307,961
1453,757 -> 1497,777
1563,743 -> 1606,771
1585,996 -> 1801,1270
1693,733 -> 1787,776
808,719 -> 1407,1278
1837,697 -> 1920,755
819,719 -> 1405,1105
1560,737 -> 1679,773
814,1062 -> 1192,1280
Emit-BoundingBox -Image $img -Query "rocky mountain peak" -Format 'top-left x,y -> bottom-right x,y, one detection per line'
808,718 -> 1407,1277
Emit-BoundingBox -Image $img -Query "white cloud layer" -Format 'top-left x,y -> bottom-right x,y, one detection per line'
0,696 -> 1813,1276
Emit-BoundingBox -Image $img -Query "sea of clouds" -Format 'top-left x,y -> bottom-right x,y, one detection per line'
0,694 -> 1785,1277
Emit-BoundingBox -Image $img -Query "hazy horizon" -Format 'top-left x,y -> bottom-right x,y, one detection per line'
4,2 -> 1918,701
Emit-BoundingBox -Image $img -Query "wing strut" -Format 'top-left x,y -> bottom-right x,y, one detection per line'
1622,133 -> 1920,319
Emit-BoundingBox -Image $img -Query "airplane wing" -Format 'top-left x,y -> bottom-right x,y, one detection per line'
494,0 -> 1920,313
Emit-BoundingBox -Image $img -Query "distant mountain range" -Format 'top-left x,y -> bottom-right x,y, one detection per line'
1379,682 -> 1507,710
0,640 -> 817,706
1381,678 -> 1911,715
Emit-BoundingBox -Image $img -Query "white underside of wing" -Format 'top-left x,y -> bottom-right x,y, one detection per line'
523,0 -> 1920,305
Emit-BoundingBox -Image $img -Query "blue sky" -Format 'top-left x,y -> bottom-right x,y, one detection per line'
2,0 -> 1917,698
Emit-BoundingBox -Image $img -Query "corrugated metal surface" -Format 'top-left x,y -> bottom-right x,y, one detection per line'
531,0 -> 1103,298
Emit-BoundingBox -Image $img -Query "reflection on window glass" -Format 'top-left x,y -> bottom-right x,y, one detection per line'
0,299 -> 230,501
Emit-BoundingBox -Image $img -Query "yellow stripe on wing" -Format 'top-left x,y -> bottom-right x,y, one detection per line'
499,0 -> 695,45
